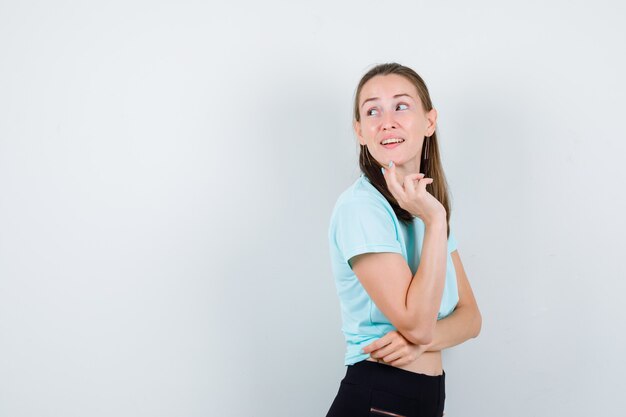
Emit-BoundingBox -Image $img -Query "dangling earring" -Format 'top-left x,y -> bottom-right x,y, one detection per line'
422,136 -> 430,174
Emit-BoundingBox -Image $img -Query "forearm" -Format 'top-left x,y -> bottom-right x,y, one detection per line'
425,304 -> 482,351
403,219 -> 448,343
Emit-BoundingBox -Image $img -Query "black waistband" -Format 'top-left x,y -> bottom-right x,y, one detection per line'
342,360 -> 445,400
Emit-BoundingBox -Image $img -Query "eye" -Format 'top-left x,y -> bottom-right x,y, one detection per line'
366,107 -> 379,116
396,103 -> 409,111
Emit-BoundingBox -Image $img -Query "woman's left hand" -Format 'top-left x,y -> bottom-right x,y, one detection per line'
362,330 -> 429,366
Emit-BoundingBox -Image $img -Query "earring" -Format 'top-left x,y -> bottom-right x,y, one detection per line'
422,136 -> 430,175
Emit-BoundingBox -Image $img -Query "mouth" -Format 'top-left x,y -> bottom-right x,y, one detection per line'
380,137 -> 405,149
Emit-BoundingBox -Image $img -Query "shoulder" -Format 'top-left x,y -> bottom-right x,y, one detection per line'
329,175 -> 399,238
328,175 -> 404,261
332,175 -> 392,214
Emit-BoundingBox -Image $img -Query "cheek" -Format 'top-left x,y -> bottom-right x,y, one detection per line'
365,123 -> 379,138
363,120 -> 379,132
397,113 -> 417,126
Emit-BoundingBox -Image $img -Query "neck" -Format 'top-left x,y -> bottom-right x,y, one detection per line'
393,158 -> 421,183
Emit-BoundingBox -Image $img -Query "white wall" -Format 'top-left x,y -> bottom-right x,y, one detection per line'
1,1 -> 625,416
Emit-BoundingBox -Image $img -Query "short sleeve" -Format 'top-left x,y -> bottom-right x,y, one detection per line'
331,197 -> 403,264
448,227 -> 458,253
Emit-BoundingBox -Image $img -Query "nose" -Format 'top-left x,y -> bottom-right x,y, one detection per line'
381,111 -> 397,130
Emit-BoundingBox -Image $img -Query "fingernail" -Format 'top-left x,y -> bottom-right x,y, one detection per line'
381,167 -> 385,175
388,161 -> 394,168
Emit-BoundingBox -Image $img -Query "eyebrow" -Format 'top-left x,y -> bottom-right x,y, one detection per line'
360,93 -> 414,109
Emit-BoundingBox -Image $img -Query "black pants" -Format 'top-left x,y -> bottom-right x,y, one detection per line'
325,360 -> 445,417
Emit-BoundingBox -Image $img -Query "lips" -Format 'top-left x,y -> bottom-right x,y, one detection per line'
380,137 -> 405,150
380,137 -> 405,145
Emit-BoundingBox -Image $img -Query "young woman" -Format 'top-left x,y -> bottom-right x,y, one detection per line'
326,63 -> 482,417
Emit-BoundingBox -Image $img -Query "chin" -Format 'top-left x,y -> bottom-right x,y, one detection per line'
385,153 -> 420,168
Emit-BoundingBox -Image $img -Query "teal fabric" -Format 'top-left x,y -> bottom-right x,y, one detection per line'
328,174 -> 459,365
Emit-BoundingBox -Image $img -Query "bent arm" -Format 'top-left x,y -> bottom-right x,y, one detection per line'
351,218 -> 448,345
426,249 -> 482,351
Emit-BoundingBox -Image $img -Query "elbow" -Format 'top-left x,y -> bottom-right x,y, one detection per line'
471,309 -> 482,338
399,322 -> 435,346
397,310 -> 439,345
412,332 -> 434,346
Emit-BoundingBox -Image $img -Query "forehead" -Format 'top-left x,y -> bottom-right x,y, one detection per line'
360,74 -> 420,103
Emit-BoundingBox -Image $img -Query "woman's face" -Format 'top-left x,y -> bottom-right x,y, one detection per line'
354,74 -> 437,171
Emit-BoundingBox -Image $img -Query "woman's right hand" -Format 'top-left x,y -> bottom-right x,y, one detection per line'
362,330 -> 429,367
382,161 -> 446,224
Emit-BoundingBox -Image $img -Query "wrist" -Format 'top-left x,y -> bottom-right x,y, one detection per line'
423,214 -> 447,228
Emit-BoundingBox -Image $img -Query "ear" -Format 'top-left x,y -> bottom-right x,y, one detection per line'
353,120 -> 366,146
426,108 -> 438,136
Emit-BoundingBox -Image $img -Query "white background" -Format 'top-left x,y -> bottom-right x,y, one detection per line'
1,1 -> 625,416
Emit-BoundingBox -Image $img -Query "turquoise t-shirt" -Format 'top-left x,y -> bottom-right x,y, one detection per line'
328,174 -> 459,365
